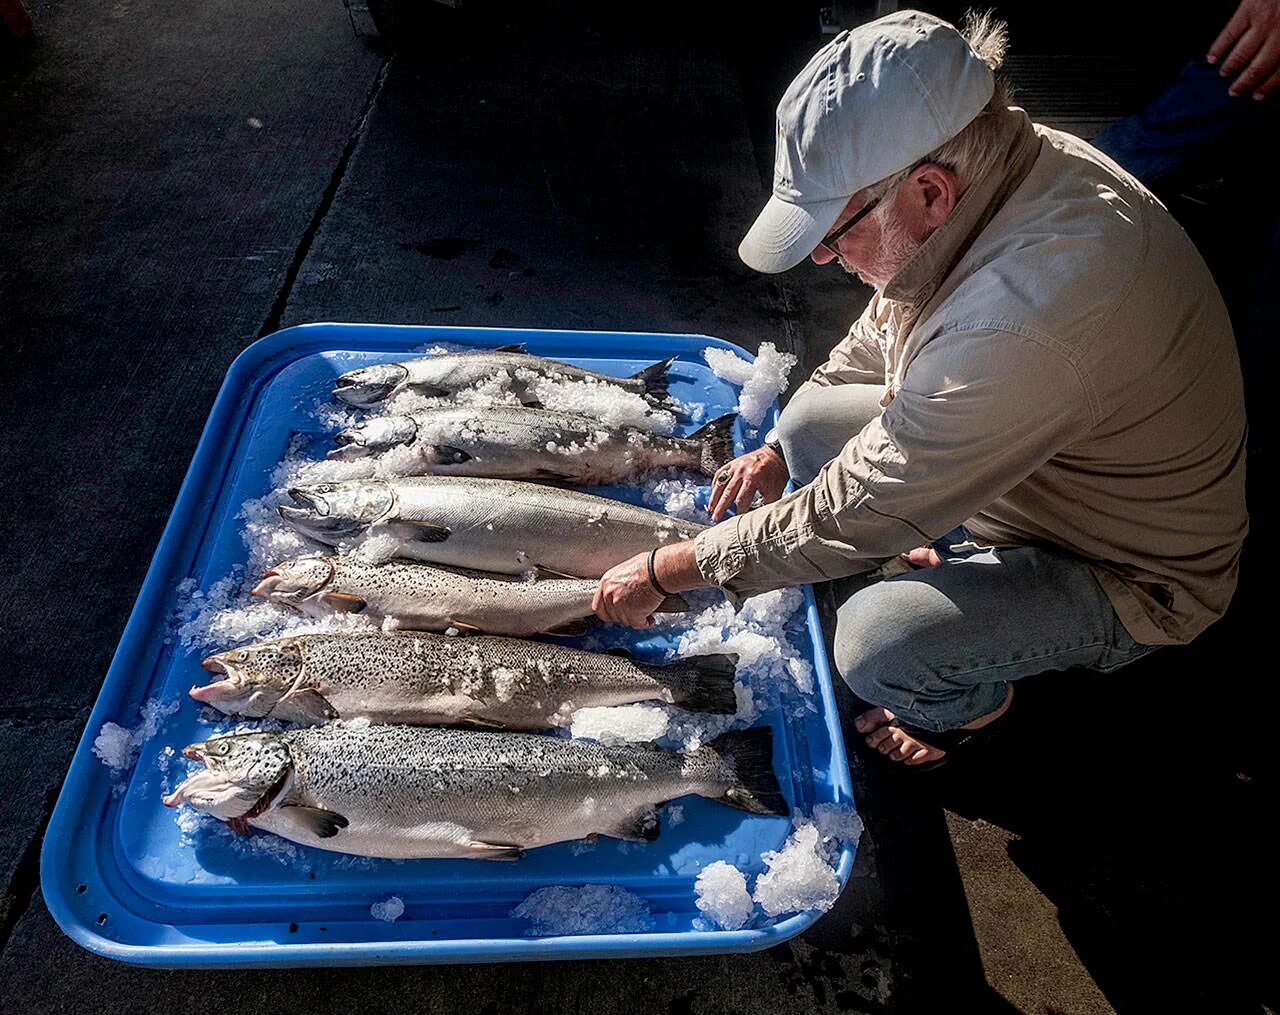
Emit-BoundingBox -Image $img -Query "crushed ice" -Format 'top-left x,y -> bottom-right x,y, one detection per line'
93,697 -> 180,774
703,342 -> 796,426
512,884 -> 655,936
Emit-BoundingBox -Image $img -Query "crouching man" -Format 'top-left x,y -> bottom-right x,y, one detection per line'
593,11 -> 1248,769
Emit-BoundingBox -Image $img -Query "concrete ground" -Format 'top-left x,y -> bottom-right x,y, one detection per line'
1,2 -> 1272,1011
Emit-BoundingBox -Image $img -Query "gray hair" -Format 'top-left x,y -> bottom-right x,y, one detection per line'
867,9 -> 1014,202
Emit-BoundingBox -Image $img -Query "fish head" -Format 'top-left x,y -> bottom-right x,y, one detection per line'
192,639 -> 306,717
252,555 -> 336,610
328,416 -> 419,460
162,732 -> 292,819
278,481 -> 395,541
332,363 -> 410,406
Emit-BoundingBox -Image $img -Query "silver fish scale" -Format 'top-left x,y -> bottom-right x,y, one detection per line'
278,724 -> 730,843
317,556 -> 596,635
293,631 -> 700,725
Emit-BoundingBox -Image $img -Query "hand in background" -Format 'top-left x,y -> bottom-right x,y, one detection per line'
1208,0 -> 1280,99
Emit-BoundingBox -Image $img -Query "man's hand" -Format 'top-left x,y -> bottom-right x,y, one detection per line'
900,546 -> 944,568
1208,0 -> 1280,99
592,551 -> 666,629
708,446 -> 789,522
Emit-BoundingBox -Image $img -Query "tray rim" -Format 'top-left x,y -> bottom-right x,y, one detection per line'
40,322 -> 855,968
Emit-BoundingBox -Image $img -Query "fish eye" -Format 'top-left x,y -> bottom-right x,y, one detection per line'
215,742 -> 230,755
236,650 -> 249,661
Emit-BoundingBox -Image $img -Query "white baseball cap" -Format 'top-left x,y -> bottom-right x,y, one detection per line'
739,10 -> 995,274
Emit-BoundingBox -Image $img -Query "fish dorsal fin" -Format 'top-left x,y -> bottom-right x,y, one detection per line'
492,343 -> 527,354
278,805 -> 350,839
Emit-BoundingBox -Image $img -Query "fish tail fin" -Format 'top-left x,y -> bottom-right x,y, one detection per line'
655,593 -> 689,613
710,726 -> 787,816
688,412 -> 738,475
661,653 -> 738,714
630,355 -> 677,402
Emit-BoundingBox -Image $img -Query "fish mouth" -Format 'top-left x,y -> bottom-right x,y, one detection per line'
189,679 -> 237,703
327,431 -> 370,461
200,655 -> 226,673
286,488 -> 329,516
251,571 -> 281,598
332,364 -> 409,406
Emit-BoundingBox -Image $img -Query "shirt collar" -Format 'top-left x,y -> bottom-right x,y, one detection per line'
882,107 -> 1042,308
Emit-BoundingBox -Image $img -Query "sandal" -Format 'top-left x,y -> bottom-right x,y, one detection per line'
870,693 -> 1019,773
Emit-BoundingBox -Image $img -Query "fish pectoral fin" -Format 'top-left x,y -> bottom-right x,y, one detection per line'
492,342 -> 527,353
447,619 -> 485,634
428,445 -> 472,465
460,710 -> 505,729
274,687 -> 339,724
531,563 -> 586,580
543,620 -> 590,637
396,519 -> 451,542
279,805 -> 350,839
606,807 -> 662,843
319,591 -> 367,613
466,839 -> 524,860
529,470 -> 577,485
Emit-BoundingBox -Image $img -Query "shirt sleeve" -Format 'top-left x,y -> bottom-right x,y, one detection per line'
694,328 -> 1093,596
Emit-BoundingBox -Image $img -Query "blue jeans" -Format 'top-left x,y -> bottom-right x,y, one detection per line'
776,384 -> 1160,732
1092,59 -> 1273,189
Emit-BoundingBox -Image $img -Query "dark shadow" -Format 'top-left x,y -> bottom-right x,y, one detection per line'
890,507 -> 1274,1012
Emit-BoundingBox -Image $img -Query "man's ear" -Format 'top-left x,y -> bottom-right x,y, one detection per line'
913,164 -> 960,229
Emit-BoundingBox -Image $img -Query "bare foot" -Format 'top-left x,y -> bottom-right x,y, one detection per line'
852,687 -> 1015,767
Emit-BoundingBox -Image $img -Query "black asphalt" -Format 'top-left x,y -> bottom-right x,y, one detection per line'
1,2 -> 1270,1011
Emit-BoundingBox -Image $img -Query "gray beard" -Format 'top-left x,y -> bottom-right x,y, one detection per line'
840,206 -> 923,290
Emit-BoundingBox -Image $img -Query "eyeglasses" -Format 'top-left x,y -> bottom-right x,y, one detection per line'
816,194 -> 881,257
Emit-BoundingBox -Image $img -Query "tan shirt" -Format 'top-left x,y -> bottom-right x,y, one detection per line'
696,107 -> 1248,646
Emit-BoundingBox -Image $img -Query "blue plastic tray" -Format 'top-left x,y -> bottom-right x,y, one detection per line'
41,323 -> 856,968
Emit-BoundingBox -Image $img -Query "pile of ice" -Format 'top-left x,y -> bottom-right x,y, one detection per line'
694,803 -> 864,930
512,884 -> 655,936
93,697 -> 180,774
704,342 -> 796,426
